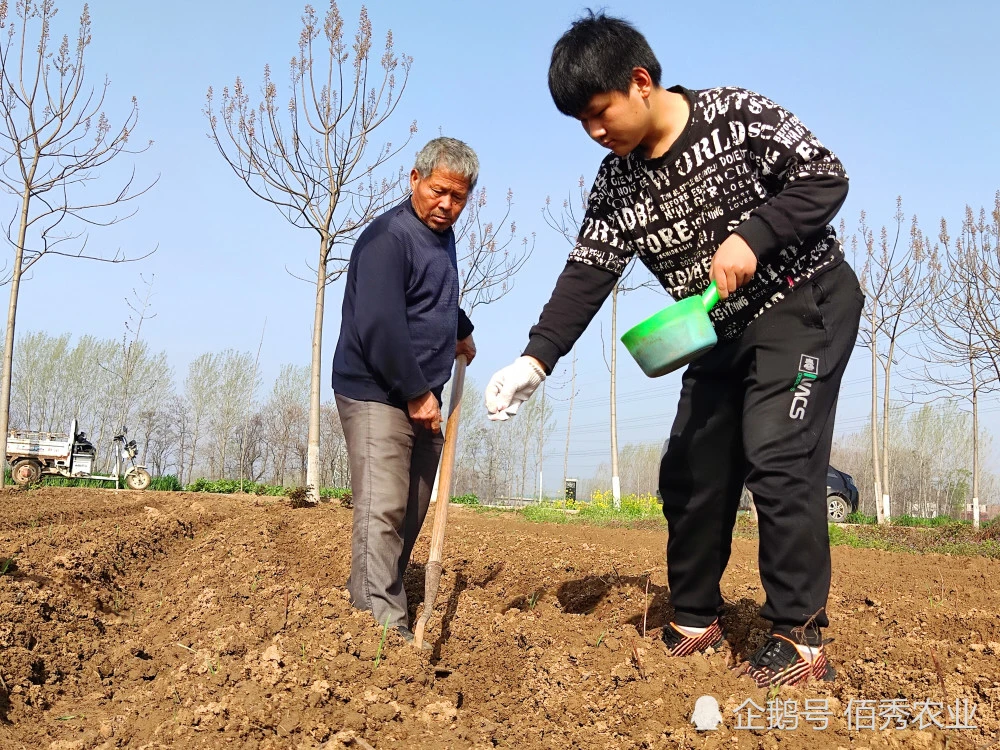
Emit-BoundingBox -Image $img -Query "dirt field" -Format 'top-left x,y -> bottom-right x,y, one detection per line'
1,487 -> 998,749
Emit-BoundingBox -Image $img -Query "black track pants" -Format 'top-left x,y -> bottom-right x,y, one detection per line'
659,261 -> 864,636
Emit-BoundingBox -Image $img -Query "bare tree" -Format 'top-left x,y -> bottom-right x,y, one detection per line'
234,412 -> 269,484
167,394 -> 191,484
205,2 -> 414,502
182,353 -> 220,482
455,187 -> 533,311
562,347 -> 577,496
930,196 -> 1000,526
851,200 -> 929,522
11,331 -> 70,429
264,364 -> 310,485
103,276 -> 163,433
319,399 -> 349,488
542,182 -> 587,502
0,1 -> 155,485
210,350 -> 257,480
544,176 -> 659,508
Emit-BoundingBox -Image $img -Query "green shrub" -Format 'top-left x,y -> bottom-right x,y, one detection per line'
319,487 -> 352,501
182,478 -> 352,500
451,493 -> 479,506
149,475 -> 182,491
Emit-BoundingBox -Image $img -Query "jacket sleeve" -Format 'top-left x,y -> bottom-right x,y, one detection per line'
457,309 -> 474,340
728,90 -> 849,264
353,233 -> 430,401
523,261 -> 618,373
522,161 -> 632,372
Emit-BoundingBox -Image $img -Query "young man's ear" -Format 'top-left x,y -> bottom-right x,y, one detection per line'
631,67 -> 655,98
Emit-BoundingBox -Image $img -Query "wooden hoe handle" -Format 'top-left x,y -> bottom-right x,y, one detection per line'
413,355 -> 467,648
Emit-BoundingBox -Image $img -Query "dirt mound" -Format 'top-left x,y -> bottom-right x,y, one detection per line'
1,488 -> 998,748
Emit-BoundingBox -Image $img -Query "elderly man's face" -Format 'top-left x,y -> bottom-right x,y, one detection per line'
410,167 -> 470,232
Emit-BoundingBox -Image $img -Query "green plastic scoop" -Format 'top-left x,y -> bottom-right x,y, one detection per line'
621,281 -> 721,378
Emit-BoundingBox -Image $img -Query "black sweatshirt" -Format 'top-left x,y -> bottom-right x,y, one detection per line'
331,198 -> 473,407
524,86 -> 849,372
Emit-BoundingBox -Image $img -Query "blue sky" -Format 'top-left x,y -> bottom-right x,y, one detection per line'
8,0 -> 1000,488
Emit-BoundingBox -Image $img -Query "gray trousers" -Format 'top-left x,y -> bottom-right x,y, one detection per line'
335,394 -> 444,631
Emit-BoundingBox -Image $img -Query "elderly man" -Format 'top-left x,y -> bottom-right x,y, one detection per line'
332,137 -> 478,644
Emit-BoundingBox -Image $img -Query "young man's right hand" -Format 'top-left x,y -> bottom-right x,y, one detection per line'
408,392 -> 442,432
484,356 -> 547,421
709,234 -> 757,299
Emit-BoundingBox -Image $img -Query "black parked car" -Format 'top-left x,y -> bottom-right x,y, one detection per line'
728,465 -> 859,523
826,466 -> 859,522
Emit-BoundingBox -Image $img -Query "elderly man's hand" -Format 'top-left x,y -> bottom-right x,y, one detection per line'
456,335 -> 476,364
408,392 -> 442,433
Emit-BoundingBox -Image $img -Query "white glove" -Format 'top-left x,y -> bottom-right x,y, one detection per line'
484,356 -> 546,421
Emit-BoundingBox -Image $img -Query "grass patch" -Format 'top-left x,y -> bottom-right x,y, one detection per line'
5,470 -> 181,491
514,491 -> 666,529
892,514 -> 971,528
182,478 -> 351,502
825,521 -> 1000,557
510,491 -> 999,558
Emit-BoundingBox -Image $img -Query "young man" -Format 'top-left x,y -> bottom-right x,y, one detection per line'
485,13 -> 863,687
333,137 -> 478,647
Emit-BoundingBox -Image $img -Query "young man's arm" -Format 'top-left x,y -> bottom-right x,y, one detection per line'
729,90 -> 849,265
522,261 -> 617,373
486,161 -> 633,418
525,158 -> 635,372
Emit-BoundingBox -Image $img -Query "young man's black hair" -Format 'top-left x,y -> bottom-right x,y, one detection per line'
547,10 -> 662,117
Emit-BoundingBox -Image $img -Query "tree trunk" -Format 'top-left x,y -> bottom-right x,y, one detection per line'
0,189 -> 33,489
881,339 -> 895,521
562,347 -> 576,497
610,284 -> 621,509
971,361 -> 980,529
537,380 -> 546,501
306,242 -> 328,503
870,317 -> 885,524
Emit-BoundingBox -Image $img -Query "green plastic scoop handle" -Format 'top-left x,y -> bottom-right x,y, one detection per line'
701,281 -> 720,311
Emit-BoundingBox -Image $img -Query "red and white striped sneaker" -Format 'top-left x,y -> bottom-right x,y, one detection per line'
745,634 -> 836,687
661,619 -> 725,656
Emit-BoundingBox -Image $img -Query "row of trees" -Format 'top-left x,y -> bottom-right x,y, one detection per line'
574,400 -> 996,521
2,1 -> 996,523
853,193 -> 1000,524
6,328 -> 352,487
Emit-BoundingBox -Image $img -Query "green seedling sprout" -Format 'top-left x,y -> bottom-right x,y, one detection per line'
374,615 -> 391,668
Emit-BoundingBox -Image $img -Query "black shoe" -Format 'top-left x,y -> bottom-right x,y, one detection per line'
661,619 -> 724,656
396,626 -> 433,652
745,634 -> 836,687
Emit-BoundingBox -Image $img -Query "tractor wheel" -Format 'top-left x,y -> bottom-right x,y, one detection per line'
11,459 -> 42,485
125,468 -> 151,491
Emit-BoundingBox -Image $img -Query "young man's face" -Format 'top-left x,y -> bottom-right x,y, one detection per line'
577,82 -> 652,157
410,167 -> 470,232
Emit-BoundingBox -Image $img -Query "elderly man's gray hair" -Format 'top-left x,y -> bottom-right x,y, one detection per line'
413,137 -> 479,189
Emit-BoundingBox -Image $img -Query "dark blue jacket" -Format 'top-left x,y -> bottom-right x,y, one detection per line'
331,198 -> 473,407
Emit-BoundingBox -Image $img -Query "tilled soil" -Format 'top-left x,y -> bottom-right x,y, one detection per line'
1,487 -> 998,749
